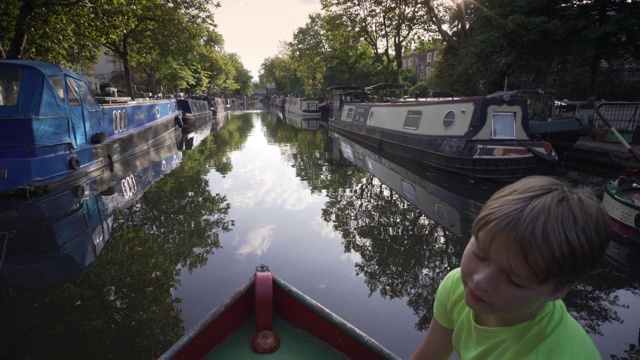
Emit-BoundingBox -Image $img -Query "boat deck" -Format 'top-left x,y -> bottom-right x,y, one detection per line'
562,137 -> 640,177
207,314 -> 350,359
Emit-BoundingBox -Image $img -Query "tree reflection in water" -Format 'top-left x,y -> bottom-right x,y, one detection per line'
319,129 -> 640,358
0,113 -> 254,359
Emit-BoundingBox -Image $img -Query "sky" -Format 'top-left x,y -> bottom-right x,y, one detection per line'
214,0 -> 322,80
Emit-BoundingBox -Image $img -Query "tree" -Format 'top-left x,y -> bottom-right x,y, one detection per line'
288,13 -> 329,96
423,0 -> 640,99
226,53 -> 254,96
1,0 -> 103,68
321,0 -> 431,80
88,0 -> 219,98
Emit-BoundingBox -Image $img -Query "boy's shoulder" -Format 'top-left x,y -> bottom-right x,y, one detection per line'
434,269 -> 601,359
523,301 -> 601,359
433,268 -> 466,329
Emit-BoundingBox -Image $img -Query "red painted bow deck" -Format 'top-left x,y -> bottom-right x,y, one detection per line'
160,266 -> 399,359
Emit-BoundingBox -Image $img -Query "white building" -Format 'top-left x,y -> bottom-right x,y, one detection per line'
82,51 -> 122,93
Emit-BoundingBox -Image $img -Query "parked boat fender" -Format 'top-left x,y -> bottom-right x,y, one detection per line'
175,114 -> 184,128
90,131 -> 107,144
69,155 -> 81,170
72,185 -> 85,199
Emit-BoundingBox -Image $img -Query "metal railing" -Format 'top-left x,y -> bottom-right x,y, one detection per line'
593,102 -> 640,131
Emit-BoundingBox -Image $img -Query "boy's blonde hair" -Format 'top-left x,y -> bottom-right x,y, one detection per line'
471,176 -> 610,288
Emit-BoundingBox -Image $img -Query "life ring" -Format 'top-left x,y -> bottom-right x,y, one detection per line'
100,186 -> 116,196
175,114 -> 184,128
69,155 -> 81,170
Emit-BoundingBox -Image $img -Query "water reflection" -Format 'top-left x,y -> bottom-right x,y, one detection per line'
0,113 -> 250,359
328,130 -> 640,358
0,104 -> 638,359
329,131 -> 500,237
0,129 -> 184,289
285,112 -> 323,131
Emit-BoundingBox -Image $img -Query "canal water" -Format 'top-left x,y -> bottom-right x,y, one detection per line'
0,103 -> 638,359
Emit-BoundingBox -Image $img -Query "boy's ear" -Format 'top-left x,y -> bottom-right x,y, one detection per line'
550,284 -> 574,300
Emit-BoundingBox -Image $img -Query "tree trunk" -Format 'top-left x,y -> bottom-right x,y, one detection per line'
588,53 -> 601,100
6,1 -> 36,59
119,40 -> 136,99
123,55 -> 135,99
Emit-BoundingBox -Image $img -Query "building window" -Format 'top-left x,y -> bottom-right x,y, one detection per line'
434,51 -> 439,60
427,53 -> 432,63
408,58 -> 413,67
426,67 -> 432,79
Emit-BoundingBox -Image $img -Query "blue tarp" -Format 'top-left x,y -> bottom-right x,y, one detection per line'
0,60 -> 97,148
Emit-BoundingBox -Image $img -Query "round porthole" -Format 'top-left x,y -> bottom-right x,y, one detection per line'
443,110 -> 456,129
113,111 -> 119,132
435,203 -> 448,222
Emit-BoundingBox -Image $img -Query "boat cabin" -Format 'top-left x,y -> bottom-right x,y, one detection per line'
0,60 -> 103,155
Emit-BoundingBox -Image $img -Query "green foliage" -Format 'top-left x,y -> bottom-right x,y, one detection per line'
2,0 -> 638,103
0,0 -> 253,98
321,0 -> 430,75
428,0 -> 640,99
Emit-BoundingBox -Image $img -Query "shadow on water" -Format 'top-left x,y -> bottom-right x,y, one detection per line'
0,112 -> 255,358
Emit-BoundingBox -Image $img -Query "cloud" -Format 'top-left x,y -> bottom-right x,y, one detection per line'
228,161 -> 315,211
236,225 -> 276,258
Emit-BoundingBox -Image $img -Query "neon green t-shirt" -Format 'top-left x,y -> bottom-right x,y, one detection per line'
434,268 -> 602,359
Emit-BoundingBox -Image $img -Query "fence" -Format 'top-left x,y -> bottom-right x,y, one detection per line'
593,102 -> 640,131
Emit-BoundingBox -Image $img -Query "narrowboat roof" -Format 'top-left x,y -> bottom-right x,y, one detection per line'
364,83 -> 404,91
486,88 -> 557,98
326,85 -> 363,91
0,59 -> 81,78
0,59 -> 86,118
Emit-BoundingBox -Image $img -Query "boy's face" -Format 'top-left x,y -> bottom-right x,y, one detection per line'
460,233 -> 569,327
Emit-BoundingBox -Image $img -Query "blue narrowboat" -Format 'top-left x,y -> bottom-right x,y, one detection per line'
0,128 -> 183,289
0,60 -> 182,193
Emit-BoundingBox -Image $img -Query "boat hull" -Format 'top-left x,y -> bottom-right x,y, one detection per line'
285,96 -> 323,118
177,99 -> 213,136
528,117 -> 592,157
602,180 -> 640,274
328,96 -> 556,180
0,128 -> 184,289
0,60 -> 182,193
161,270 -> 399,359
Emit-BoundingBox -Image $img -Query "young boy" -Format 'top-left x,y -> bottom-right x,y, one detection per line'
410,176 -> 610,360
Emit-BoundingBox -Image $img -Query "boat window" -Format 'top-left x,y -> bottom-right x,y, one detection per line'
0,67 -> 22,106
346,107 -> 354,120
492,112 -> 516,139
443,110 -> 456,129
50,75 -> 65,101
79,80 -> 97,107
404,110 -> 422,129
67,78 -> 81,106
